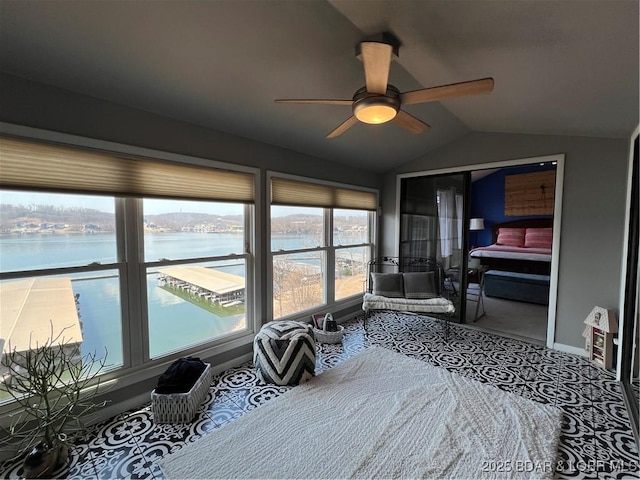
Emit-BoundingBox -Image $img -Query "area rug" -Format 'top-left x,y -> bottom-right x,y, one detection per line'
159,347 -> 562,479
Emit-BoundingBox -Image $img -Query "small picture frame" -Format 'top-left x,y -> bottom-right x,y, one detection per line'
311,314 -> 325,329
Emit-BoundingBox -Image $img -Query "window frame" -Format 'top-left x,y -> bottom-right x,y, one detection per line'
267,171 -> 377,321
138,198 -> 254,361
0,123 -> 261,413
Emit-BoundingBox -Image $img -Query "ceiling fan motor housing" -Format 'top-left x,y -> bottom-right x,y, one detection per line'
352,85 -> 401,124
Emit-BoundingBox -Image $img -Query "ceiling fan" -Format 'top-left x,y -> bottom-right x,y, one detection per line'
275,33 -> 494,139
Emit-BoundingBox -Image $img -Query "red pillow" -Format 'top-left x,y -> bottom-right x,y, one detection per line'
496,228 -> 526,247
525,228 -> 553,249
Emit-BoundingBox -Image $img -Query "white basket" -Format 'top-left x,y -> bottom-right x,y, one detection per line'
313,325 -> 344,344
151,363 -> 212,424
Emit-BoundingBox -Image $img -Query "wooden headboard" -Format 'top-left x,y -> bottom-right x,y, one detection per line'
491,218 -> 553,244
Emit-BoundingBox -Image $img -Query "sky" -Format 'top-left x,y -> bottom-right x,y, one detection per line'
0,191 -> 243,215
0,191 -> 344,217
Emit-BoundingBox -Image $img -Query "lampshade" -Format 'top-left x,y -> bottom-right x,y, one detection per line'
470,218 -> 485,231
584,306 -> 618,333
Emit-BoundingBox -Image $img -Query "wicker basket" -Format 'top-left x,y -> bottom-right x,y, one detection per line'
313,325 -> 344,344
151,363 -> 212,424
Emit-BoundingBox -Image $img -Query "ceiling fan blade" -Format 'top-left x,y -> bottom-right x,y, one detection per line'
275,99 -> 352,106
400,77 -> 494,105
360,41 -> 393,94
326,116 -> 359,139
392,110 -> 430,135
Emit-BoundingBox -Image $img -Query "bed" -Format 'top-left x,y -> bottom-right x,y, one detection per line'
159,347 -> 562,480
470,219 -> 553,275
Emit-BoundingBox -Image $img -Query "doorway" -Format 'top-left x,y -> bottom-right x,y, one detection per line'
396,154 -> 564,347
465,162 -> 557,343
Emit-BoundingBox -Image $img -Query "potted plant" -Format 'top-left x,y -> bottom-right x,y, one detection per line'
0,323 -> 108,478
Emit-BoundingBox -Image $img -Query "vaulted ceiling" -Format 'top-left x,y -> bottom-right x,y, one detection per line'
0,0 -> 637,173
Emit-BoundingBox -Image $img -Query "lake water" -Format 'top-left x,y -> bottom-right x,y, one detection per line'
0,232 -> 366,366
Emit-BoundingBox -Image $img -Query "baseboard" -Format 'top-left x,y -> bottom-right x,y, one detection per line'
552,342 -> 588,357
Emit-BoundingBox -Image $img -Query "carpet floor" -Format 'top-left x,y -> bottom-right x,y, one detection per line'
467,294 -> 548,343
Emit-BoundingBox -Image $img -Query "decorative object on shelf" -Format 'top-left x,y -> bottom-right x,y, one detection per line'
583,306 -> 618,369
0,323 -> 108,478
313,313 -> 344,344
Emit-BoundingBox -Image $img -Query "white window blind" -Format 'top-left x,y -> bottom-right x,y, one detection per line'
271,177 -> 376,210
0,136 -> 255,203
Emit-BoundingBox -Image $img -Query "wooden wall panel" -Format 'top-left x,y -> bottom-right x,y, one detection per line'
505,170 -> 555,216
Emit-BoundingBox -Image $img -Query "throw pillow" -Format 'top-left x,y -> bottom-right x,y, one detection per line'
371,273 -> 404,298
403,272 -> 438,299
496,227 -> 526,247
524,227 -> 553,249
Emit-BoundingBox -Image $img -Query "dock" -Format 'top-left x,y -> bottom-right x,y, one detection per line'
158,266 -> 245,304
0,277 -> 83,360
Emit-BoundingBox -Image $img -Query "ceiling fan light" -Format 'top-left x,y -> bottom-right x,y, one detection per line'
354,104 -> 398,124
353,95 -> 400,124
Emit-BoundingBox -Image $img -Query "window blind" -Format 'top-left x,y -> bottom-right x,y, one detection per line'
271,177 -> 377,211
0,136 -> 255,203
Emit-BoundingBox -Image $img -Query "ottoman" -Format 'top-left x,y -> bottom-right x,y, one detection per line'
253,321 -> 316,385
484,270 -> 550,305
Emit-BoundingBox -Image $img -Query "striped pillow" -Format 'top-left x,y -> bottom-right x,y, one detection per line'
525,228 -> 553,249
496,228 -> 526,247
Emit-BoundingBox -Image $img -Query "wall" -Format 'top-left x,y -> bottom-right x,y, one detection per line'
471,163 -> 556,246
381,131 -> 630,350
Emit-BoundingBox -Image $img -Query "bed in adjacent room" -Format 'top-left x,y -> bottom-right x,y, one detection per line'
470,219 -> 553,275
470,219 -> 553,304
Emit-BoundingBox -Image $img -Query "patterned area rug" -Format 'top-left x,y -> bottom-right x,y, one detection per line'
160,346 -> 562,479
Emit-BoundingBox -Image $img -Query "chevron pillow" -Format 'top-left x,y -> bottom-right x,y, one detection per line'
253,321 -> 316,386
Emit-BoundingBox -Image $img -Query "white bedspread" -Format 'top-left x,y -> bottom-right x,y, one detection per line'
471,244 -> 552,262
159,347 -> 562,479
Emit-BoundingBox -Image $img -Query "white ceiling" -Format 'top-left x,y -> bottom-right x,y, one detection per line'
0,0 -> 637,173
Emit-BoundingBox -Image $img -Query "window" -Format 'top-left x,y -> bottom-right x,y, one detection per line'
0,191 -> 124,406
0,135 -> 256,405
270,175 -> 376,319
143,199 -> 250,358
333,209 -> 371,301
271,206 -> 325,318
